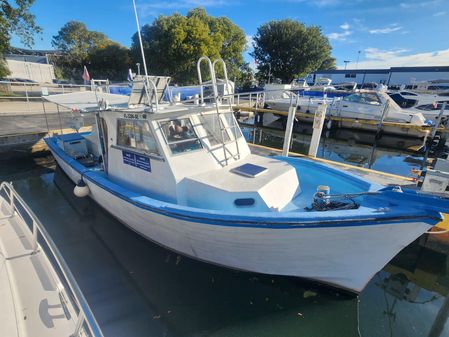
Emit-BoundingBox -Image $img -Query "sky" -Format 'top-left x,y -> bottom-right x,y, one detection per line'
11,0 -> 449,70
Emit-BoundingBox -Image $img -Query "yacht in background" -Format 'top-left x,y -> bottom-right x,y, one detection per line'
264,89 -> 430,138
400,79 -> 449,95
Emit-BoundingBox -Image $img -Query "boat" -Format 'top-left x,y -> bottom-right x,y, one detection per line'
44,57 -> 449,293
400,79 -> 449,95
263,89 -> 431,138
266,78 -> 355,100
0,182 -> 102,337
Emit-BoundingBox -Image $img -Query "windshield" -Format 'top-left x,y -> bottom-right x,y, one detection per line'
343,93 -> 381,105
159,118 -> 203,154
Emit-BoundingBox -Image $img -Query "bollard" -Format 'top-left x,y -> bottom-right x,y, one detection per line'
308,103 -> 327,157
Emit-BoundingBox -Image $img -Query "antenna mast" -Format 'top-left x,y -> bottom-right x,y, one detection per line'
131,0 -> 152,107
132,0 -> 149,78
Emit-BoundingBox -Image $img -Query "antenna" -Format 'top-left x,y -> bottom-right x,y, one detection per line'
132,0 -> 149,78
132,0 -> 152,107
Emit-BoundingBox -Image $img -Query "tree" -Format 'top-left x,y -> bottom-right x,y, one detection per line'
318,56 -> 337,70
52,21 -> 111,63
88,43 -> 131,80
0,0 -> 41,77
252,20 -> 335,83
51,21 -> 130,81
130,8 -> 246,85
235,62 -> 255,90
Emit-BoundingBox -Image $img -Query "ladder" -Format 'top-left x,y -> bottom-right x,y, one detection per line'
197,57 -> 241,166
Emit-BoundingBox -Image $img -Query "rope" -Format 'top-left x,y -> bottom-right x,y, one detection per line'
427,228 -> 449,235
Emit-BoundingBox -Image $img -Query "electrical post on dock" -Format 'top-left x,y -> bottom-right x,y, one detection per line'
308,103 -> 327,157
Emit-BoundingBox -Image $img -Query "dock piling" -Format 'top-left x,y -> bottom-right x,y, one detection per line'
308,103 -> 327,157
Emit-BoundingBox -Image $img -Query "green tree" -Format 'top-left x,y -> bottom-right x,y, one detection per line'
318,56 -> 337,70
131,8 -> 246,85
52,21 -> 111,63
88,43 -> 131,80
235,62 -> 254,90
252,19 -> 335,83
51,21 -> 130,81
0,0 -> 41,77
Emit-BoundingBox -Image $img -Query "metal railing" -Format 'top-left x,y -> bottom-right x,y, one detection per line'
0,181 -> 104,337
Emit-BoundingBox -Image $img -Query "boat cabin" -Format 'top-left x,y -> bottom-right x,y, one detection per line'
58,58 -> 300,213
64,104 -> 300,212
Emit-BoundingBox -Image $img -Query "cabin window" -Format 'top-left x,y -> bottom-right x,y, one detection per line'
400,91 -> 418,96
416,103 -> 449,111
343,93 -> 381,105
344,73 -> 356,78
159,118 -> 203,154
117,119 -> 160,155
198,113 -> 230,146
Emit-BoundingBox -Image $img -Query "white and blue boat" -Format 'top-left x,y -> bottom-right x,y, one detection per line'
45,58 -> 449,293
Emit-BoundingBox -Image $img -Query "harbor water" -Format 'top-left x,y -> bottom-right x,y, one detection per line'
1,128 -> 449,337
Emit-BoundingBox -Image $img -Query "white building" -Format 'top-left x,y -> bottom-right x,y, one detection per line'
309,66 -> 449,87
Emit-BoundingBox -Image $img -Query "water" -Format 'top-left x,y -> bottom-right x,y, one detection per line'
242,124 -> 432,178
1,139 -> 449,337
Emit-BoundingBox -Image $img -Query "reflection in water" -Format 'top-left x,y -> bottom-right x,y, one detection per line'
242,125 -> 426,177
4,153 -> 449,337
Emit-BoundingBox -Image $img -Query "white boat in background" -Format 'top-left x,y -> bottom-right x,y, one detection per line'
266,78 -> 356,100
400,79 -> 449,95
264,89 -> 430,138
43,57 -> 449,293
0,182 -> 102,337
407,101 -> 449,125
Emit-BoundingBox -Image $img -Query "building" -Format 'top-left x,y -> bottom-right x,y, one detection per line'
3,47 -> 61,83
308,66 -> 449,86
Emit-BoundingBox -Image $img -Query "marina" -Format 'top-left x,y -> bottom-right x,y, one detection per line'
1,1 -> 449,336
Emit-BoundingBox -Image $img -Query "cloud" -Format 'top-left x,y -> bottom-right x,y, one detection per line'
400,0 -> 441,9
327,22 -> 352,41
341,48 -> 449,69
137,0 -> 230,17
369,24 -> 402,34
285,0 -> 342,7
364,48 -> 410,60
245,35 -> 254,49
340,22 -> 350,30
433,11 -> 447,16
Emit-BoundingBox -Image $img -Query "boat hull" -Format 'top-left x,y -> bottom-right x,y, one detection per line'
49,146 -> 432,293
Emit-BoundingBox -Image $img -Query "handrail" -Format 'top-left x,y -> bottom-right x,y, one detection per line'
0,181 -> 104,337
197,56 -> 218,101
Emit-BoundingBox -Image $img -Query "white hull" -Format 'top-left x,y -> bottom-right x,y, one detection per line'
52,153 -> 431,292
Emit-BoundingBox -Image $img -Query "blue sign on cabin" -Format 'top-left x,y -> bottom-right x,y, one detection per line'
122,150 -> 151,172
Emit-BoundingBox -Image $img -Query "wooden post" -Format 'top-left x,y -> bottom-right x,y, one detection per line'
308,103 -> 327,157
282,96 -> 297,157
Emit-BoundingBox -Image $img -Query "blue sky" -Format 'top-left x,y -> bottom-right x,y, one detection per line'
11,0 -> 449,70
